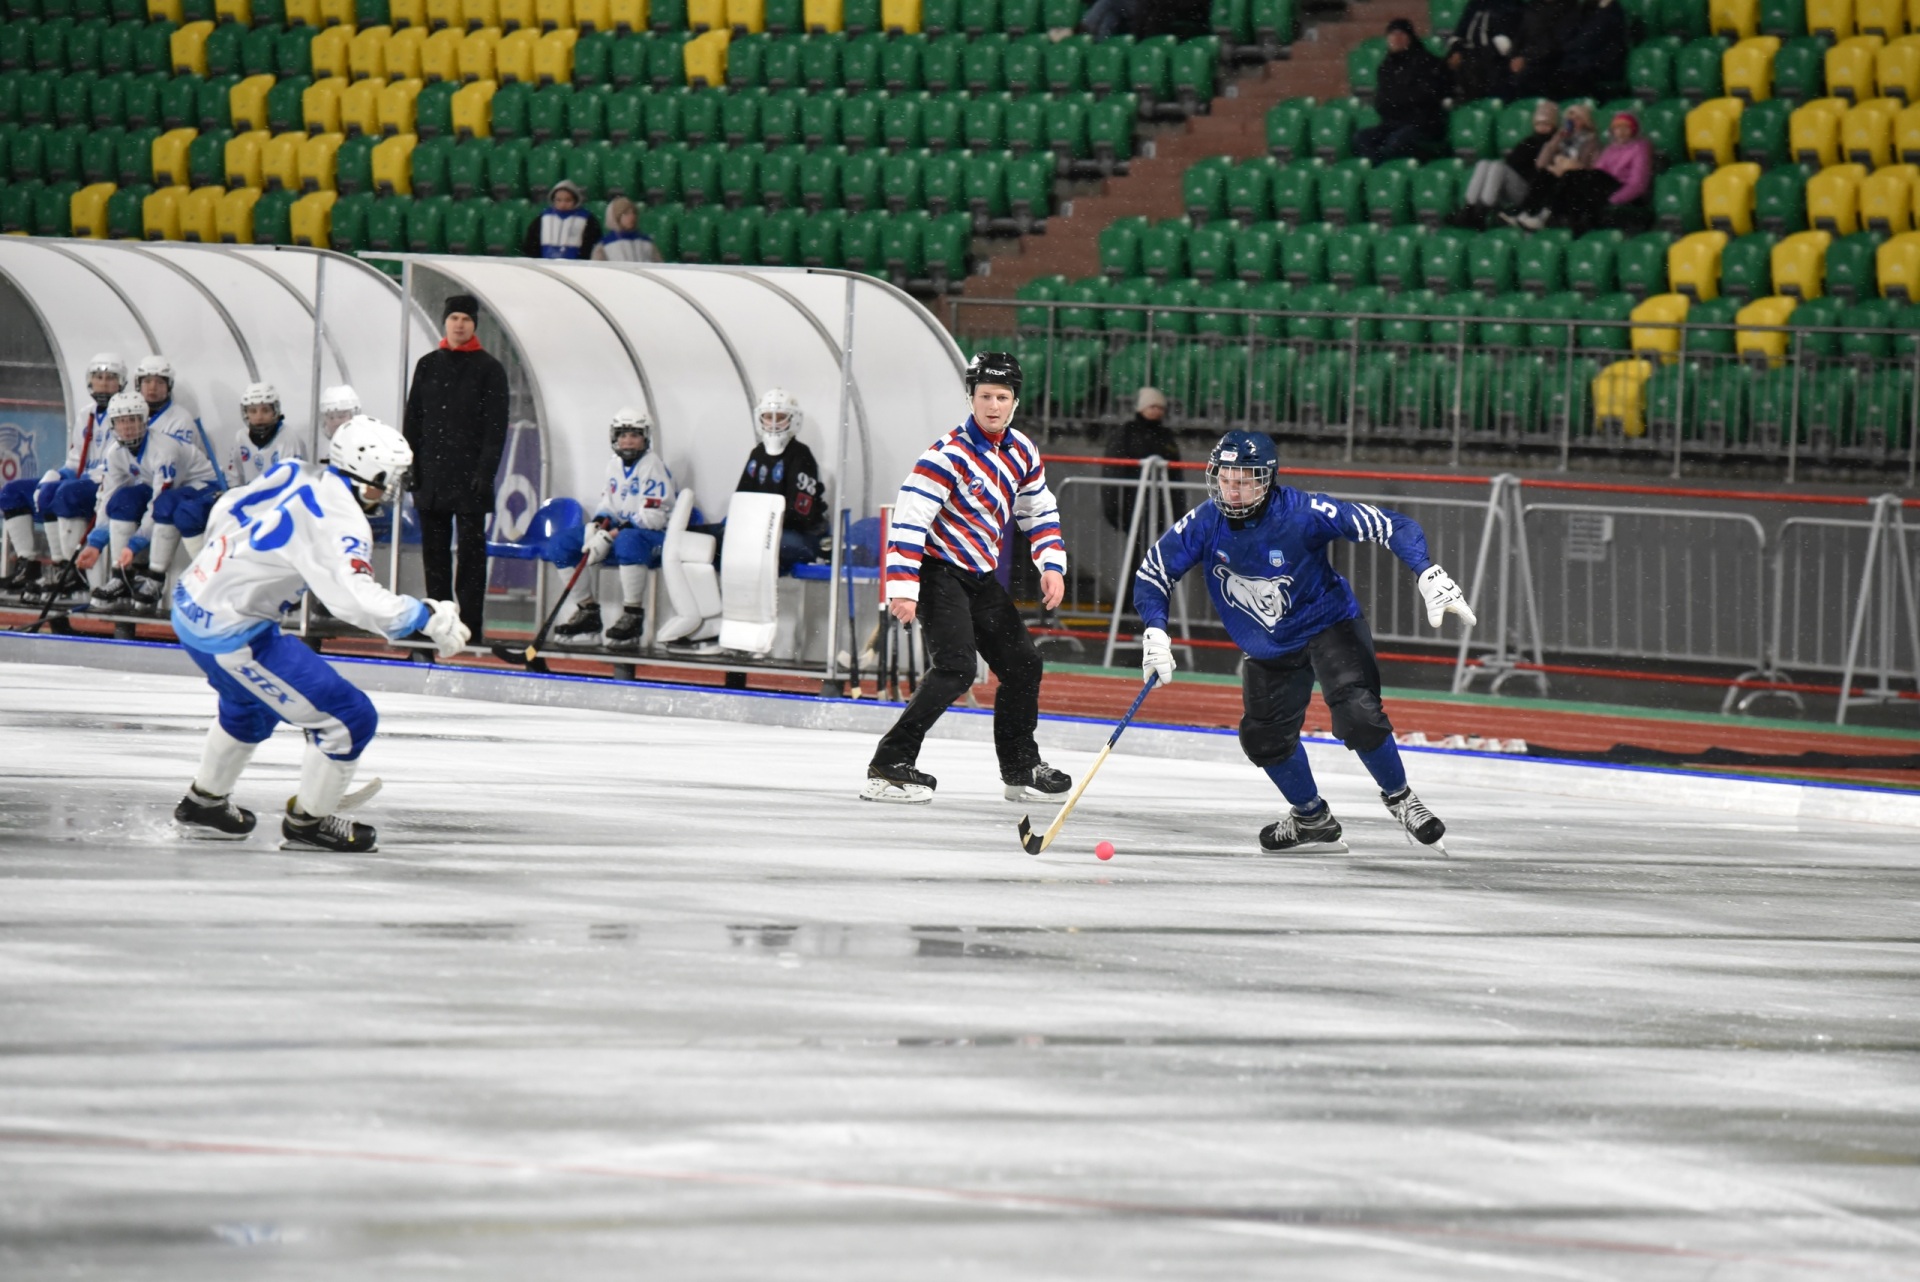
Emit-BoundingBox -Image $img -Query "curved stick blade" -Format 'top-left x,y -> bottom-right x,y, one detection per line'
1018,815 -> 1045,855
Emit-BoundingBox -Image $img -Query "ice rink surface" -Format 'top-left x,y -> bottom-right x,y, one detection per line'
2,660 -> 1919,1280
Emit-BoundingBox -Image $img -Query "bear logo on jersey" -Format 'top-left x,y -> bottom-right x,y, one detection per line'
1212,565 -> 1293,630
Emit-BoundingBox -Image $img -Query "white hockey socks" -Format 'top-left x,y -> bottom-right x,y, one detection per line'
193,724 -> 258,798
55,516 -> 89,563
618,563 -> 648,609
656,490 -> 721,643
147,523 -> 181,576
108,518 -> 137,568
3,512 -> 35,561
295,746 -> 357,819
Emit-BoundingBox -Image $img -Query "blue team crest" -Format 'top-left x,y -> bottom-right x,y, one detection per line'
1267,548 -> 1287,568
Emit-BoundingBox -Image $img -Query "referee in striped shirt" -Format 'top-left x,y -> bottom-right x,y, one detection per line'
861,352 -> 1074,807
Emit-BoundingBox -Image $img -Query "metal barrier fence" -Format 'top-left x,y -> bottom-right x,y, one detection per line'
955,298 -> 1920,482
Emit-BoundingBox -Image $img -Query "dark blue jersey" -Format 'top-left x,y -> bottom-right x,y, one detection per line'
1134,487 -> 1433,659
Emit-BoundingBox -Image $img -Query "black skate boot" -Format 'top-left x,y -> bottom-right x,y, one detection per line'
603,607 -> 645,648
1259,803 -> 1347,853
281,802 -> 378,853
89,572 -> 132,614
173,785 -> 256,839
552,602 -> 603,647
1383,787 -> 1447,853
861,760 -> 937,805
1003,761 -> 1072,803
24,561 -> 69,606
2,557 -> 40,599
129,569 -> 165,616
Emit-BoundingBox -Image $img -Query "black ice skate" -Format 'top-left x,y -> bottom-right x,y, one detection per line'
552,602 -> 603,647
281,802 -> 378,853
89,573 -> 132,613
1259,804 -> 1348,854
602,607 -> 645,648
129,569 -> 165,616
1,557 -> 40,598
1002,761 -> 1072,803
173,785 -> 256,839
1383,787 -> 1447,854
25,561 -> 75,607
861,761 -> 936,805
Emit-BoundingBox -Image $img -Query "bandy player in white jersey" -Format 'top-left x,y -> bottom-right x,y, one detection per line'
169,415 -> 469,852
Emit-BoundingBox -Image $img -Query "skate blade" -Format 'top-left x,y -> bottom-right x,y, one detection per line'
1256,838 -> 1350,856
1003,785 -> 1070,804
859,778 -> 933,805
279,834 -> 379,853
174,821 -> 253,841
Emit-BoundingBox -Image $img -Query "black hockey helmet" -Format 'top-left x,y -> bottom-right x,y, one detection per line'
965,350 -> 1023,397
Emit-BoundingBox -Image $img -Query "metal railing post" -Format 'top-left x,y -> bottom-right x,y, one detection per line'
1671,321 -> 1689,479
1451,473 -> 1505,692
1041,303 -> 1056,442
389,259 -> 412,595
1786,330 -> 1803,486
1143,307 -> 1156,387
1102,455 -> 1160,668
1449,318 -> 1467,467
1344,322 -> 1361,462
1835,494 -> 1890,724
1559,320 -> 1575,471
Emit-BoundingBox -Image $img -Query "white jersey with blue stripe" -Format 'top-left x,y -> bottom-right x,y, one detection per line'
95,426 -> 220,540
595,450 -> 673,530
226,420 -> 307,488
63,404 -> 113,483
171,460 -> 429,653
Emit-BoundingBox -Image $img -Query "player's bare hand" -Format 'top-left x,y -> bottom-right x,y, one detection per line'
115,547 -> 136,570
1040,569 -> 1065,611
75,546 -> 99,571
889,597 -> 917,625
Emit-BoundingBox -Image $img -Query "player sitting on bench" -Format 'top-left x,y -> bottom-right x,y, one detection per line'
549,407 -> 673,650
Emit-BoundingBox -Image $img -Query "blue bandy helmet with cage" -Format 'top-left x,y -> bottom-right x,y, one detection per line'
1206,430 -> 1277,519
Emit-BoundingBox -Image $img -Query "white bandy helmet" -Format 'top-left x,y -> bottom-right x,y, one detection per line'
319,384 -> 360,416
135,354 -> 174,389
754,387 -> 801,456
240,381 -> 280,412
87,353 -> 127,385
328,415 -> 413,498
609,406 -> 651,459
106,390 -> 149,444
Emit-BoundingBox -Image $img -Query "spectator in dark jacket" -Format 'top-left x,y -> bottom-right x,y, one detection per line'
404,294 -> 510,642
1447,0 -> 1521,101
1455,99 -> 1560,228
1355,19 -> 1453,163
520,178 -> 601,260
1558,0 -> 1629,98
1100,387 -> 1181,534
1508,0 -> 1580,96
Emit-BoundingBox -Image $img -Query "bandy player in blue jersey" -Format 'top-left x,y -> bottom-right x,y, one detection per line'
1132,430 -> 1477,854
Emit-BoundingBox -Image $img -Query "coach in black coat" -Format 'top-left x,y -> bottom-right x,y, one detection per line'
404,293 -> 509,643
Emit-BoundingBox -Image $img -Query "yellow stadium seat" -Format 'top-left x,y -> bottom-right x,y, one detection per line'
804,0 -> 842,32
459,26 -> 500,79
231,74 -> 275,132
1856,0 -> 1908,35
261,132 -> 302,190
1842,96 -> 1900,164
426,0 -> 462,27
300,77 -> 345,133
498,28 -> 539,81
1899,101 -> 1920,159
148,0 -> 184,22
683,28 -> 728,87
215,0 -> 252,23
576,0 -> 611,28
1772,229 -> 1834,297
610,0 -> 647,31
142,187 -> 187,241
1593,359 -> 1655,436
391,0 -> 429,27
882,0 -> 920,31
350,26 -> 391,79
536,0 -> 574,29
1687,98 -> 1744,164
71,183 -> 114,239
297,132 -> 343,190
371,133 -> 417,194
1735,296 -> 1797,365
1808,0 -> 1856,38
224,130 -> 270,188
1879,35 -> 1920,99
1712,0 -> 1759,38
1630,293 -> 1692,360
726,0 -> 765,32
320,0 -> 356,23
421,28 -> 464,81
217,188 -> 260,242
1724,35 -> 1781,101
1879,229 -> 1920,298
689,0 -> 724,28
180,187 -> 222,242
1791,97 -> 1850,165
1669,230 -> 1731,300
534,28 -> 579,82
499,0 -> 535,26
378,78 -> 424,134
291,191 -> 339,247
341,78 -> 385,135
450,80 -> 496,136
1828,35 -> 1885,101
310,25 -> 354,79
1909,0 -> 1920,30
385,26 -> 428,79
466,0 -> 502,26
1808,162 -> 1869,232
286,0 -> 323,24
1703,161 -> 1763,232
152,129 -> 196,188
1860,162 -> 1919,229
170,21 -> 215,77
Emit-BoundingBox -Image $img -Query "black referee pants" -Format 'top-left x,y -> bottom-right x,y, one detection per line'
874,558 -> 1044,776
1238,617 -> 1396,766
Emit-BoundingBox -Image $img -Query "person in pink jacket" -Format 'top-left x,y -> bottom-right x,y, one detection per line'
1516,110 -> 1654,234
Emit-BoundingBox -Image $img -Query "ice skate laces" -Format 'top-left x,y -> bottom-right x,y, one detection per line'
314,812 -> 357,842
1385,789 -> 1437,845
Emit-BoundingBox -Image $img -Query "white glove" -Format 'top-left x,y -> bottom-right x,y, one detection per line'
1142,626 -> 1175,686
1417,565 -> 1477,628
582,524 -> 614,566
422,598 -> 470,658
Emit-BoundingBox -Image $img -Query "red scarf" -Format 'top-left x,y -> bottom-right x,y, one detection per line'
439,336 -> 484,352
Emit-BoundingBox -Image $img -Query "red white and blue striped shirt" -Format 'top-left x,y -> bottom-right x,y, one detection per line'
885,417 -> 1067,601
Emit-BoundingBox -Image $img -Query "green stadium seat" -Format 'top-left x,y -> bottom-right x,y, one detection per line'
1516,231 -> 1569,293
486,135 -> 529,197
79,122 -> 118,182
157,73 -> 194,129
1470,228 -> 1520,293
1373,227 -> 1423,290
1043,32 -> 1086,94
682,139 -> 726,206
1422,230 -> 1470,292
445,136 -> 488,198
1252,0 -> 1296,47
958,0 -> 1000,35
1225,156 -> 1274,222
1182,153 -> 1230,223
406,194 -> 449,252
800,143 -> 843,208
528,83 -> 572,141
1348,36 -> 1386,99
443,196 -> 488,254
483,195 -> 534,254
1233,220 -> 1281,281
922,32 -> 965,93
843,30 -> 886,93
1171,38 -> 1217,113
878,146 -> 920,211
837,206 -> 884,273
1629,36 -> 1682,99
1365,160 -> 1415,227
1654,162 -> 1711,232
1005,150 -> 1051,225
568,86 -> 609,141
1754,162 -> 1810,232
1770,36 -> 1825,100
526,136 -> 567,198
1638,96 -> 1690,163
643,89 -> 683,145
1043,92 -> 1090,160
1758,0 -> 1805,40
1676,36 -> 1731,99
921,91 -> 963,150
962,32 -> 1006,93
638,200 -> 682,258
409,133 -> 450,195
767,88 -> 815,146
720,141 -> 764,207
718,87 -> 762,144
762,35 -> 804,88
841,89 -> 885,150
1088,92 -> 1133,168
681,89 -> 722,145
920,146 -> 963,209
1685,296 -> 1741,354
1479,293 -> 1531,346
717,203 -> 764,263
1003,91 -> 1044,152
1308,98 -> 1354,161
1271,157 -> 1317,222
187,127 -> 229,188
1740,97 -> 1791,164
878,32 -> 923,90
1719,231 -> 1774,296
1084,36 -> 1130,95
1449,101 -> 1495,161
1824,230 -> 1882,298
1099,213 -> 1146,277
840,145 -> 881,210
602,140 -> 643,198
1004,32 -> 1045,95
1618,230 -> 1676,291
924,209 -> 969,285
1316,156 -> 1367,226
1324,225 -> 1373,285
1279,223 -> 1327,284
1189,221 -> 1233,280
1267,95 -> 1311,161
884,88 -> 927,149
759,205 -> 804,264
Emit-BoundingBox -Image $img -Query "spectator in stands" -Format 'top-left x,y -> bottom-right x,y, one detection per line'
1447,0 -> 1521,102
592,198 -> 661,264
1101,387 -> 1181,534
1525,110 -> 1654,233
1508,0 -> 1580,96
405,294 -> 509,643
1355,19 -> 1453,164
1504,102 -> 1600,230
1454,99 -> 1560,229
1557,0 -> 1630,99
1079,0 -> 1141,37
521,179 -> 601,261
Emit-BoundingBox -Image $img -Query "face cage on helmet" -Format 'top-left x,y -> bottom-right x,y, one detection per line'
1206,461 -> 1274,520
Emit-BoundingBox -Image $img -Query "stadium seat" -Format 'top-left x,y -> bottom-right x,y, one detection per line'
1316,157 -> 1367,226
1630,37 -> 1682,99
1670,229 -> 1731,298
1703,161 -> 1763,231
1324,225 -> 1373,285
1688,96 -> 1745,162
1825,228 -> 1882,294
1619,229 -> 1676,292
1771,35 -> 1828,99
1232,221 -> 1280,282
371,130 -> 416,191
1308,98 -> 1354,162
1279,223 -> 1326,284
1713,0 -> 1763,38
1877,228 -> 1920,297
1410,160 -> 1461,226
1272,158 -> 1319,222
1724,34 -> 1780,100
1677,36 -> 1732,98
1448,100 -> 1495,161
1631,292 -> 1692,360
1772,227 -> 1833,295
1266,96 -> 1312,161
1879,36 -> 1920,101
1515,231 -> 1568,293
1189,222 -> 1233,280
1421,231 -> 1471,292
1365,161 -> 1414,227
1860,161 -> 1918,230
1740,96 -> 1793,162
1225,157 -> 1275,222
1827,34 -> 1884,101
1807,161 -> 1867,231
1347,36 -> 1385,100
1372,228 -> 1423,291
1842,95 -> 1901,163
1807,0 -> 1856,38
1721,231 -> 1777,294
1654,162 -> 1711,232
1791,95 -> 1849,163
